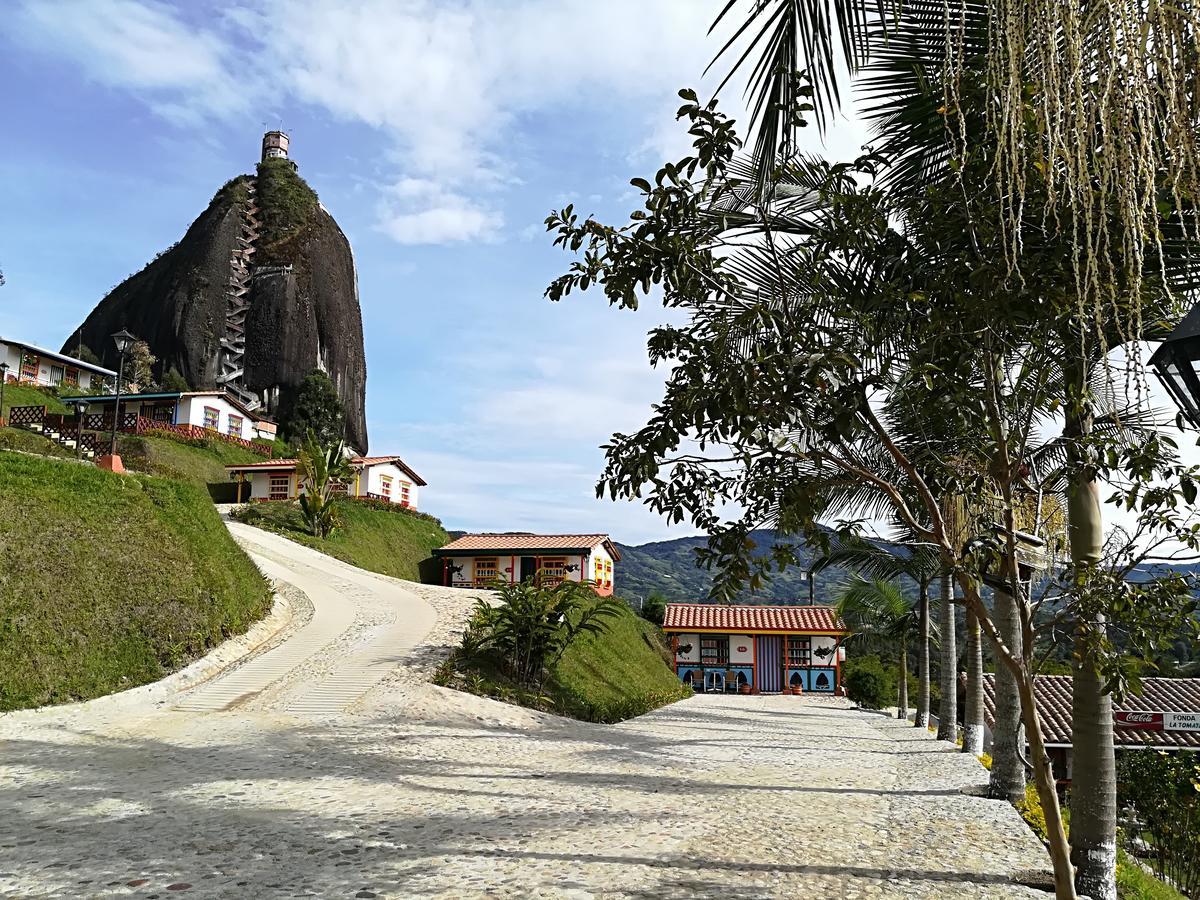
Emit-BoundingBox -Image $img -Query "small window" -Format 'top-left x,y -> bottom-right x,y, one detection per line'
541,557 -> 567,584
379,475 -> 393,499
700,636 -> 729,665
475,557 -> 499,581
227,414 -> 243,438
268,474 -> 290,500
787,636 -> 811,666
64,368 -> 79,388
20,352 -> 38,382
203,406 -> 220,430
399,481 -> 412,507
49,365 -> 65,385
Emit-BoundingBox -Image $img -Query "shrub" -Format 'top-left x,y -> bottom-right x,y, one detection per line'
844,655 -> 894,709
1119,750 -> 1200,896
462,578 -> 623,690
1015,782 -> 1050,842
639,591 -> 667,626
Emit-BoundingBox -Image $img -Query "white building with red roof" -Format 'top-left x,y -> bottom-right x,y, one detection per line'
226,455 -> 425,507
662,602 -> 849,695
432,533 -> 620,596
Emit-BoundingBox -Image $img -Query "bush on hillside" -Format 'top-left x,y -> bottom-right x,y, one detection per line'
844,655 -> 895,709
639,591 -> 667,626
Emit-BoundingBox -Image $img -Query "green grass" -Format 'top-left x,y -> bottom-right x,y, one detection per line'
441,602 -> 691,724
0,451 -> 271,710
116,433 -> 266,485
1118,850 -> 1187,900
232,499 -> 449,582
1,383 -> 70,419
0,424 -> 75,458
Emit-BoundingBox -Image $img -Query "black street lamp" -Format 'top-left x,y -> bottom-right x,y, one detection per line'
0,361 -> 9,424
72,398 -> 91,461
1149,304 -> 1200,427
108,329 -> 136,458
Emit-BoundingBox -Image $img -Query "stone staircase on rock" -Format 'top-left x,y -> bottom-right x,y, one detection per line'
216,179 -> 261,411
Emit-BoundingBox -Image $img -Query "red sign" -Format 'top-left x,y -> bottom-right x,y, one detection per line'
1115,711 -> 1163,731
736,646 -> 748,653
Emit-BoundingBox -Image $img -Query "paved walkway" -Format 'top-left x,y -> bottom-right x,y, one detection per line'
0,527 -> 1053,898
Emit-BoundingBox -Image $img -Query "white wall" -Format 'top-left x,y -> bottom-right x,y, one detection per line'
176,395 -> 252,435
359,462 -> 421,508
729,636 -> 755,664
588,545 -> 615,593
674,633 -> 700,662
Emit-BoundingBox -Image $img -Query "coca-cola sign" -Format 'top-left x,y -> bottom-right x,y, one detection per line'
1115,711 -> 1163,730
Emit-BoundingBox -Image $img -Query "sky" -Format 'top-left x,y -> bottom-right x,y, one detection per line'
0,0 -> 872,545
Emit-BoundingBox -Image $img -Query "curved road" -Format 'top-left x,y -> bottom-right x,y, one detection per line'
0,524 -> 1054,899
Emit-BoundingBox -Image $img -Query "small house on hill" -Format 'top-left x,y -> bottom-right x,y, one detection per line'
2,336 -> 115,391
60,390 -> 277,445
975,674 -> 1200,784
225,456 -> 425,506
432,533 -> 619,595
662,603 -> 849,695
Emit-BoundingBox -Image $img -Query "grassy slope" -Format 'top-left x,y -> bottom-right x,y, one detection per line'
116,433 -> 265,484
0,425 -> 75,458
550,603 -> 690,722
233,499 -> 449,582
0,452 -> 271,710
1,383 -> 70,418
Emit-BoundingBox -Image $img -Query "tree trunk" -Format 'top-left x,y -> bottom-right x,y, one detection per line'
962,604 -> 986,755
989,584 -> 1026,803
1016,667 -> 1078,900
916,581 -> 930,728
937,572 -> 958,741
1066,379 -> 1116,900
897,636 -> 909,720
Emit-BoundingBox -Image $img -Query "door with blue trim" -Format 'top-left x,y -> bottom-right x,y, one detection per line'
756,636 -> 782,692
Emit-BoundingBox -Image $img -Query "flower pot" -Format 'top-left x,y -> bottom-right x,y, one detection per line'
791,685 -> 804,695
739,684 -> 751,695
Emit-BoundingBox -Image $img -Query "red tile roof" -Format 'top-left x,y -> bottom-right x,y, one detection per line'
225,456 -> 426,485
662,603 -> 847,633
435,533 -> 620,560
979,674 -> 1200,749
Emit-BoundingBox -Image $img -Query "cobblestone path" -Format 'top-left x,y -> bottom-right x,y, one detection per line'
0,529 -> 1053,899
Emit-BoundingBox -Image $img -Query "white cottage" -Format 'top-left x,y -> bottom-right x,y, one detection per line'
59,389 -> 278,444
1,336 -> 116,391
432,533 -> 619,596
225,456 -> 425,507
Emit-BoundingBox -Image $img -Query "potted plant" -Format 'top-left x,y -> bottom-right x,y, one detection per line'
739,681 -> 752,695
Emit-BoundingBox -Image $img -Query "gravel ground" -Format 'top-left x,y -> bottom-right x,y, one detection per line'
0,525 -> 1053,899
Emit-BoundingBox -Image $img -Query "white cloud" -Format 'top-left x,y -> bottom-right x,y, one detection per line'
14,0 -> 253,126
376,178 -> 502,245
13,0 -> 727,242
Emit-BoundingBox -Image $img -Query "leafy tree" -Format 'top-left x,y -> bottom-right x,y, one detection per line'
127,340 -> 156,391
160,368 -> 190,393
1119,750 -> 1200,895
842,654 -> 895,709
74,345 -> 101,366
545,86 -> 1200,899
463,579 -> 623,690
640,591 -> 667,626
296,429 -> 351,538
836,577 -> 929,719
818,535 -> 940,728
285,370 -> 344,446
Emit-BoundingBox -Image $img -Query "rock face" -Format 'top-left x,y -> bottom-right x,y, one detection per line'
64,159 -> 368,451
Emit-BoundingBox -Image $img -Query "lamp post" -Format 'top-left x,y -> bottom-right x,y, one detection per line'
1149,304 -> 1200,427
72,398 -> 90,461
0,361 -> 9,425
104,329 -> 136,470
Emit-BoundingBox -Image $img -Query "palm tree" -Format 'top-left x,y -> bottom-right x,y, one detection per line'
818,536 -> 940,728
836,576 -> 924,720
961,604 -> 986,754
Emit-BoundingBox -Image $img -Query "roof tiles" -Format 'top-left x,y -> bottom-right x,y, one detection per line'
435,533 -> 619,559
979,674 -> 1200,749
663,603 -> 846,633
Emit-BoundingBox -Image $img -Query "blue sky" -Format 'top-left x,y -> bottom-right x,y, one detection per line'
0,0 -> 871,544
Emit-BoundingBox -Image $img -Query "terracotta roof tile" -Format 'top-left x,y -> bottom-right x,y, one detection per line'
978,674 -> 1200,749
225,456 -> 426,485
662,603 -> 847,633
435,533 -> 619,559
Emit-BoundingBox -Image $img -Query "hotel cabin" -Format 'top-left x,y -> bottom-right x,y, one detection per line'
60,389 -> 278,444
225,456 -> 425,507
433,533 -> 619,596
663,603 -> 849,695
2,336 -> 116,391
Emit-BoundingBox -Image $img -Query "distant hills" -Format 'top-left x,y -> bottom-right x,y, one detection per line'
614,529 -> 862,604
